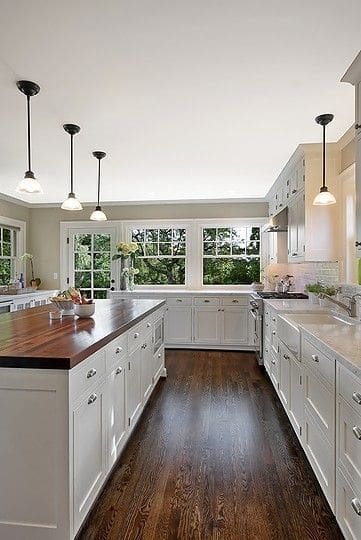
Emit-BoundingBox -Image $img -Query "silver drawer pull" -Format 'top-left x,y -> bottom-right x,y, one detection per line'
147,322 -> 151,328
86,368 -> 97,379
204,299 -> 210,303
158,353 -> 161,358
141,343 -> 147,349
134,332 -> 140,339
115,367 -> 122,375
271,358 -> 276,365
351,498 -> 361,516
88,393 -> 97,405
272,330 -> 276,335
283,354 -> 290,360
232,299 -> 239,303
352,426 -> 361,440
115,346 -> 123,354
272,317 -> 276,322
311,354 -> 319,363
176,298 -> 182,302
352,392 -> 361,405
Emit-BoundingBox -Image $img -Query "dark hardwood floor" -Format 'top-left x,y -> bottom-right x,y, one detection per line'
78,350 -> 343,540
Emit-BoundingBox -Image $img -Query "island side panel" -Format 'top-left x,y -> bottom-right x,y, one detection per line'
0,368 -> 71,540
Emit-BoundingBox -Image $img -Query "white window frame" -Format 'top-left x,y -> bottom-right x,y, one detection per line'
0,216 -> 26,284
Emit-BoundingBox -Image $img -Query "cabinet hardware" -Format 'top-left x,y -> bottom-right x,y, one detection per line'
128,361 -> 131,370
141,343 -> 147,349
352,392 -> 361,405
352,426 -> 361,440
232,299 -> 239,303
204,299 -> 210,303
176,298 -> 182,302
158,353 -> 161,358
311,354 -> 319,363
86,368 -> 97,379
134,332 -> 139,339
128,418 -> 131,427
272,317 -> 276,322
355,124 -> 361,130
217,308 -> 221,312
299,426 -> 302,436
115,367 -> 122,375
292,189 -> 297,194
279,203 -> 283,208
87,393 -> 97,405
115,347 -> 123,354
272,330 -> 276,335
283,354 -> 290,360
355,241 -> 361,248
299,375 -> 302,385
271,358 -> 275,364
351,498 -> 361,516
292,252 -> 297,256
147,322 -> 151,328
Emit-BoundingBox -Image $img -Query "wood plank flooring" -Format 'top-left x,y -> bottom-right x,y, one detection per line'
78,350 -> 343,540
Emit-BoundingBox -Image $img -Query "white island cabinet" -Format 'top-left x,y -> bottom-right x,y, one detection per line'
0,299 -> 166,540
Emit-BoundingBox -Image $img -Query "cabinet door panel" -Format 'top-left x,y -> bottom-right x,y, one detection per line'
126,347 -> 142,428
304,367 -> 335,443
222,306 -> 248,344
193,307 -> 220,344
141,333 -> 153,403
107,362 -> 127,469
165,307 -> 192,344
338,398 -> 361,495
336,469 -> 361,540
73,383 -> 106,533
289,358 -> 303,439
278,343 -> 291,411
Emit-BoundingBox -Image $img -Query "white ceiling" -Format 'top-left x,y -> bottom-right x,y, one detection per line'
0,0 -> 360,205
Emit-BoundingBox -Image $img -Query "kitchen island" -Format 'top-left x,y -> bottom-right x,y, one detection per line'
0,298 -> 166,540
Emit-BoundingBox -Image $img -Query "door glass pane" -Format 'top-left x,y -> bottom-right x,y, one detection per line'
75,271 -> 91,288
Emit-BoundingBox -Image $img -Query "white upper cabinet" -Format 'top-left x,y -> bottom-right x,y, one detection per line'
342,52 -> 361,257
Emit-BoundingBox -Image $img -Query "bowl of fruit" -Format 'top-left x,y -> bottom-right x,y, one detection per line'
49,287 -> 93,316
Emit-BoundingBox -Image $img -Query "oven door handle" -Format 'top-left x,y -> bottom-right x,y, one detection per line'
249,309 -> 258,321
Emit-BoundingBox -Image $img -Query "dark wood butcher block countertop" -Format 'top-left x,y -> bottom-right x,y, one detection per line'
0,298 -> 165,370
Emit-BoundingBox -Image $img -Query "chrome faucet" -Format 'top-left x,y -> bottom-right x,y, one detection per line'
319,292 -> 361,318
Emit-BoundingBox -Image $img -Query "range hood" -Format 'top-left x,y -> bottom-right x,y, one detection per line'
264,207 -> 288,233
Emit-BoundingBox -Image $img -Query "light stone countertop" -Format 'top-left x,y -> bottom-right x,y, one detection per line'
263,299 -> 328,312
0,290 -> 58,303
111,288 -> 254,296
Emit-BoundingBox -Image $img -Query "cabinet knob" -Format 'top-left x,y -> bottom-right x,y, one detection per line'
147,322 -> 151,328
158,353 -> 161,358
134,332 -> 140,339
283,354 -> 290,360
355,124 -> 361,130
292,252 -> 297,256
311,354 -> 319,363
87,393 -> 97,405
141,343 -> 147,349
86,368 -> 97,379
292,189 -> 297,194
232,299 -> 239,303
352,392 -> 361,405
204,299 -> 210,303
115,346 -> 123,354
272,330 -> 276,335
272,317 -> 276,322
355,241 -> 361,248
176,298 -> 182,303
351,498 -> 361,516
352,426 -> 361,440
115,367 -> 122,375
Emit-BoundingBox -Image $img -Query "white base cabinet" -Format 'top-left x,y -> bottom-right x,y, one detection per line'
0,304 -> 166,540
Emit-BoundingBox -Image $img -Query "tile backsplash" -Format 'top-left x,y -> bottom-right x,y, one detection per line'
264,262 -> 339,291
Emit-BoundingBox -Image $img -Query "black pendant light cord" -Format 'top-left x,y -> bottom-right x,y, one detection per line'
97,158 -> 101,205
70,134 -> 74,193
27,95 -> 32,172
322,123 -> 326,189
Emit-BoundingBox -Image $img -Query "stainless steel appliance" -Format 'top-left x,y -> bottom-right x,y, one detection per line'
249,291 -> 308,365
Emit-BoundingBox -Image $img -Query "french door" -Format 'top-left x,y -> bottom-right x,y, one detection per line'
67,227 -> 117,299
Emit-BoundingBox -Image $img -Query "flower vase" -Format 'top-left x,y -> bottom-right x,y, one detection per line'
129,275 -> 135,291
119,257 -> 130,290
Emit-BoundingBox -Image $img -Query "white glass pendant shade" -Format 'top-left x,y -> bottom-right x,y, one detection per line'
16,172 -> 43,194
313,187 -> 336,206
61,192 -> 83,211
90,206 -> 107,221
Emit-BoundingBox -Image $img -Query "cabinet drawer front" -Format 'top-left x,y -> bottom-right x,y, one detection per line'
338,398 -> 361,495
167,296 -> 192,306
128,317 -> 152,353
106,333 -> 128,372
304,367 -> 335,442
270,351 -> 279,391
302,336 -> 335,388
336,469 -> 361,540
339,363 -> 361,416
304,409 -> 335,509
221,296 -> 248,306
70,350 -> 106,402
193,297 -> 220,306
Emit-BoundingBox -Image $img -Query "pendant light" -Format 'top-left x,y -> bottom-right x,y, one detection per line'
90,151 -> 107,221
16,80 -> 43,194
313,113 -> 336,206
61,124 -> 83,210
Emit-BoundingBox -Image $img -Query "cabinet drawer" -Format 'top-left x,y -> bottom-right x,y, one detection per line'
302,336 -> 335,388
338,398 -> 361,495
304,366 -> 335,443
167,296 -> 192,306
336,469 -> 361,540
106,332 -> 128,372
270,351 -> 279,391
128,321 -> 145,353
338,363 -> 361,416
304,408 -> 335,509
221,296 -> 249,306
70,350 -> 106,402
193,297 -> 220,306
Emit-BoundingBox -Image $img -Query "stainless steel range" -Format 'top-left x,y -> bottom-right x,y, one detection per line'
249,291 -> 308,365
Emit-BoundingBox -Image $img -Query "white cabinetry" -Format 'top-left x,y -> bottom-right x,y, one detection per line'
278,341 -> 291,410
193,306 -> 220,344
288,192 -> 305,262
126,346 -> 142,429
166,306 -> 192,344
10,290 -> 57,312
141,331 -> 154,403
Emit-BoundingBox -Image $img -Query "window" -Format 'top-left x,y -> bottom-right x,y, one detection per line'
71,232 -> 112,298
131,227 -> 186,285
202,226 -> 260,285
0,226 -> 17,286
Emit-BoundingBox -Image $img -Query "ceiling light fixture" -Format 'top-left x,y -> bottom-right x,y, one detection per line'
61,124 -> 83,211
90,151 -> 107,221
16,80 -> 43,194
313,113 -> 336,206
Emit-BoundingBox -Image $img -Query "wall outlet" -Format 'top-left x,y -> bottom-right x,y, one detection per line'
53,272 -> 58,280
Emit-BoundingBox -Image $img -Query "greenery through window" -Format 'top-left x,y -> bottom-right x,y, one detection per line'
131,228 -> 186,285
202,226 -> 260,285
0,226 -> 17,286
73,233 -> 111,299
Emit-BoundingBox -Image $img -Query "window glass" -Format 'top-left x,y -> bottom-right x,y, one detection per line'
0,226 -> 17,285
